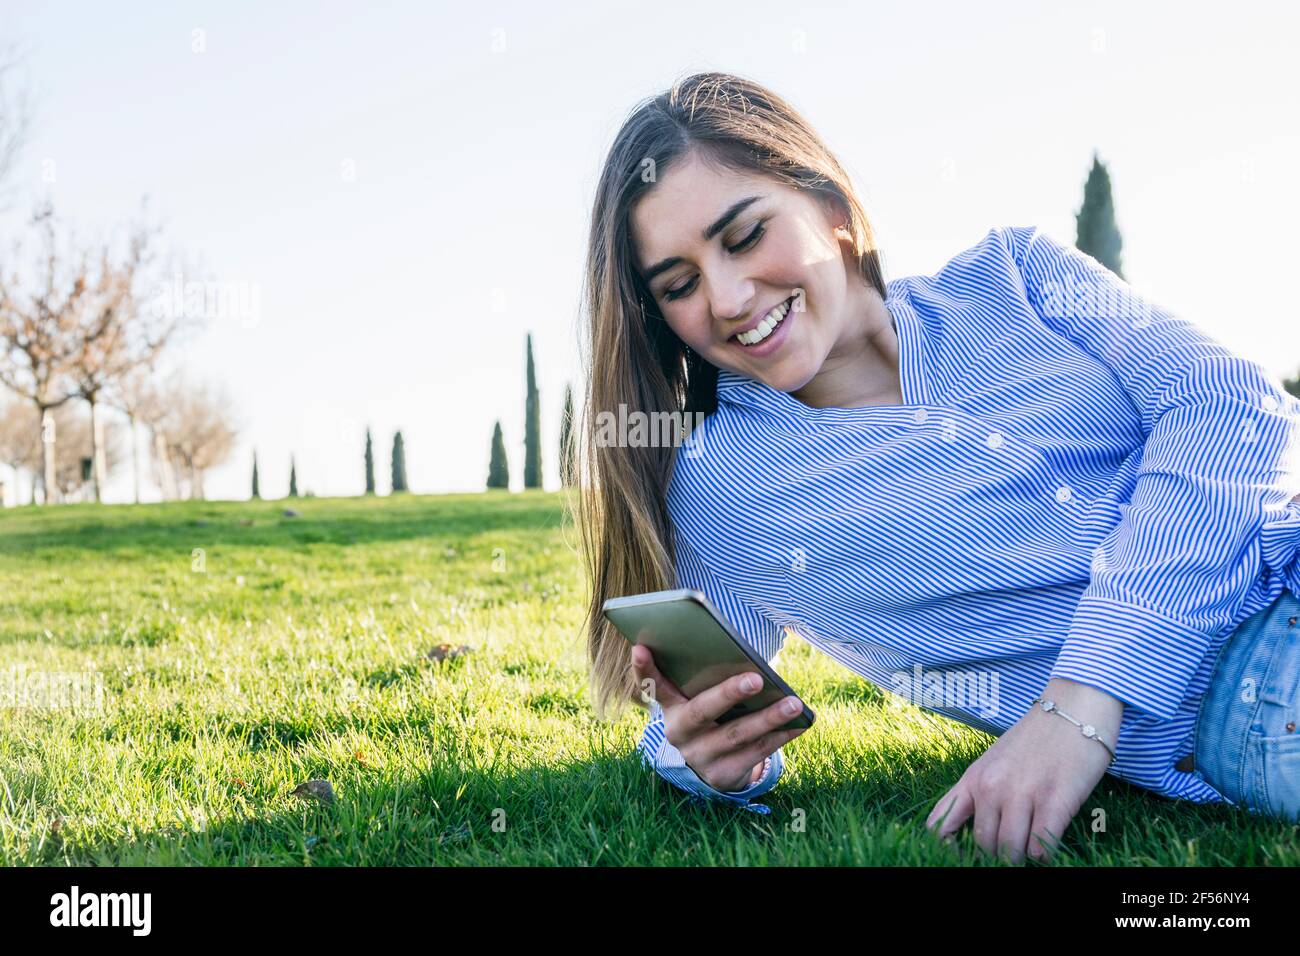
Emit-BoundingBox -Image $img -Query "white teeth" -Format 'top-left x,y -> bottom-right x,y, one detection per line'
737,298 -> 792,346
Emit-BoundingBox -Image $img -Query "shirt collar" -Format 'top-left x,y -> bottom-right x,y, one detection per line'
714,278 -> 927,419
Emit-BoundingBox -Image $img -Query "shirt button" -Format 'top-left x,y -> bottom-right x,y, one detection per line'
1055,485 -> 1073,503
985,431 -> 1004,449
912,407 -> 928,424
1262,394 -> 1280,412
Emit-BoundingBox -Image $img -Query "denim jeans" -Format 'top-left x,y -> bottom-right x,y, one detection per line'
1193,586 -> 1300,821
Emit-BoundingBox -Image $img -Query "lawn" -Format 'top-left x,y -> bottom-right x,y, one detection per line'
0,491 -> 1294,865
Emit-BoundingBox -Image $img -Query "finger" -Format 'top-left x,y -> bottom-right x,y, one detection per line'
678,670 -> 768,734
629,644 -> 687,709
1027,807 -> 1071,863
927,786 -> 974,840
995,796 -> 1033,864
693,700 -> 808,774
691,725 -> 805,792
972,789 -> 1002,860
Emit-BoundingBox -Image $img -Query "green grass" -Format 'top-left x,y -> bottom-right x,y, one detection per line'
0,491 -> 1294,865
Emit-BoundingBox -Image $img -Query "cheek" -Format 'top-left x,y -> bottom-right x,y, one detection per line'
765,231 -> 817,289
663,314 -> 710,350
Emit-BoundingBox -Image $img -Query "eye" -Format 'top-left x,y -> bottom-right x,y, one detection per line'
662,221 -> 767,302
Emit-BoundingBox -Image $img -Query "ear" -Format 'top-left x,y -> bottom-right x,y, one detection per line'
820,193 -> 858,273
816,191 -> 851,238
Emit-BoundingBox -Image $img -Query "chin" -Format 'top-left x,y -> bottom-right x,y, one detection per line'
751,364 -> 813,394
770,372 -> 812,394
765,351 -> 819,389
709,344 -> 814,393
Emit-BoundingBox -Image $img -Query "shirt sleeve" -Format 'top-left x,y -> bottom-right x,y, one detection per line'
1001,224 -> 1300,721
635,529 -> 790,814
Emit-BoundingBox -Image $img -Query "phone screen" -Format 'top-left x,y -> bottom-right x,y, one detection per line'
603,589 -> 814,731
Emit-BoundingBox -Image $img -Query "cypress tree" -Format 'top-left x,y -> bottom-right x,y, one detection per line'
559,381 -> 576,487
364,428 -> 375,495
391,430 -> 408,493
288,455 -> 298,497
1076,150 -> 1124,278
524,333 -> 542,489
487,421 -> 509,490
251,450 -> 260,499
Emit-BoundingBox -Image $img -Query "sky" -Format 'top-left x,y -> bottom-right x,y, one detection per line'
1,0 -> 1297,504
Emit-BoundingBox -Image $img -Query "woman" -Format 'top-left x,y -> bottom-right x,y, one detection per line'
573,71 -> 1300,864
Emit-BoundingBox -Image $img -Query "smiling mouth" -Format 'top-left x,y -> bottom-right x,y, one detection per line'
732,295 -> 795,346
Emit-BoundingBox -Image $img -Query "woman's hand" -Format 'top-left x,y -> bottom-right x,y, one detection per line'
925,678 -> 1123,863
631,643 -> 808,793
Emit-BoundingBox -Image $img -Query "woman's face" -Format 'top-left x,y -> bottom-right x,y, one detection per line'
630,153 -> 860,395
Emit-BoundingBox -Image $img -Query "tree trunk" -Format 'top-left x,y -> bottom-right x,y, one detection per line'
39,405 -> 58,505
129,412 -> 141,504
152,428 -> 176,500
89,395 -> 107,503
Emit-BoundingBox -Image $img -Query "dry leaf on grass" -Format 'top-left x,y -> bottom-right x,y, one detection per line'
426,643 -> 473,663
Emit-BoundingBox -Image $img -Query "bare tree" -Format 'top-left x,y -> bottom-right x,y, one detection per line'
65,207 -> 179,502
114,365 -> 183,501
152,375 -> 238,500
188,410 -> 235,500
0,395 -> 120,502
141,369 -> 185,500
0,389 -> 39,503
0,205 -> 90,504
46,400 -> 123,500
105,258 -> 204,503
0,203 -> 176,504
110,364 -> 159,503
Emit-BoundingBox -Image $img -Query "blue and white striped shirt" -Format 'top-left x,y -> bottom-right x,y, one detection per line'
637,224 -> 1300,814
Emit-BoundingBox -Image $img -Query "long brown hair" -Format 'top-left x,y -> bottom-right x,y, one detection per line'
571,71 -> 888,722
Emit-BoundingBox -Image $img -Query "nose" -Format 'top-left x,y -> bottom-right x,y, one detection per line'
706,271 -> 757,327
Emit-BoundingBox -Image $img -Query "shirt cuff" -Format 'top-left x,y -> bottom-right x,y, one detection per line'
718,751 -> 783,798
675,750 -> 784,814
640,734 -> 785,815
1049,593 -> 1217,721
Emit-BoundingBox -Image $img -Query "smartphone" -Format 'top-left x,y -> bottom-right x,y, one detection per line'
602,588 -> 815,731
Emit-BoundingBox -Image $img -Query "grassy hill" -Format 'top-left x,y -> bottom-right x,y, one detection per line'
0,492 -> 1293,865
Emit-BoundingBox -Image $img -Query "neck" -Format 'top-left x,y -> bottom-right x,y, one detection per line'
791,285 -> 902,409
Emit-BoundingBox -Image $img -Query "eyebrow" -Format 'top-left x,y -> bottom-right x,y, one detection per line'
639,194 -> 764,286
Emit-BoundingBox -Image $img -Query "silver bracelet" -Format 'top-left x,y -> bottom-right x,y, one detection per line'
1030,697 -> 1117,766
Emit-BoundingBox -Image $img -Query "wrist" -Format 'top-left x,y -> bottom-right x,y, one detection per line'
1042,677 -> 1124,729
1032,680 -> 1123,764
